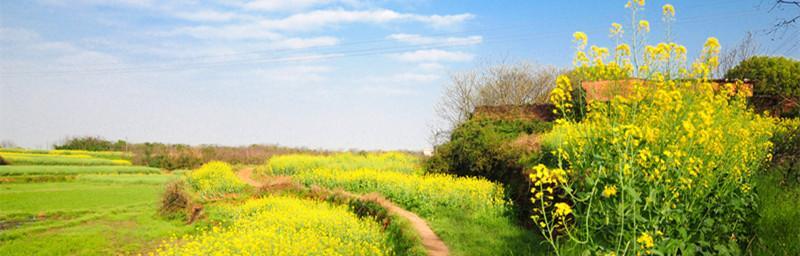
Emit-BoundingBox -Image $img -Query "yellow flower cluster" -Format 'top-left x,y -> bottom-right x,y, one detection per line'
187,161 -> 247,198
550,76 -> 574,117
537,2 -> 776,253
153,196 -> 391,256
294,168 -> 506,216
259,152 -> 421,176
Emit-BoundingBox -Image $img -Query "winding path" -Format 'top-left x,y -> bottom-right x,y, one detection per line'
237,168 -> 450,256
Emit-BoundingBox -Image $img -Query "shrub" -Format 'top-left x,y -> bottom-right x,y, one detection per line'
772,118 -> 800,184
725,56 -> 800,117
533,2 -> 776,255
426,118 -> 551,225
160,180 -> 190,219
186,161 -> 246,198
53,136 -> 114,151
0,155 -> 6,165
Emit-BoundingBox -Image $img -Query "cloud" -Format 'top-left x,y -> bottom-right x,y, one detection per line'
264,9 -> 473,31
391,49 -> 473,62
243,0 -> 334,12
253,65 -> 334,83
417,62 -> 445,71
174,10 -> 240,22
269,36 -> 339,49
364,72 -> 440,83
387,33 -> 482,46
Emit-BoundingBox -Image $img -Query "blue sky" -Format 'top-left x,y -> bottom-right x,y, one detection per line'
1,0 -> 798,150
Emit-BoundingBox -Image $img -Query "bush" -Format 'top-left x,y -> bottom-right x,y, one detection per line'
772,118 -> 800,184
426,118 -> 551,225
160,180 -> 190,219
187,161 -> 247,198
54,136 -> 114,151
725,56 -> 800,117
426,119 -> 551,181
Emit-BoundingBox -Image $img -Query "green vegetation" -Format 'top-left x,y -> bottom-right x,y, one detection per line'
258,152 -> 422,176
0,165 -> 160,176
262,153 -> 546,256
0,177 -> 193,255
186,161 -> 247,199
750,171 -> 800,255
725,56 -> 800,117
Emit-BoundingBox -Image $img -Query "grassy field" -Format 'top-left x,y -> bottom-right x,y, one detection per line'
0,166 -> 160,176
0,149 -> 132,166
749,172 -> 800,255
0,174 -> 192,255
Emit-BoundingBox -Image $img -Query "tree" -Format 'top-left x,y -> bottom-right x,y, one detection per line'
716,32 -> 760,78
725,56 -> 800,116
433,61 -> 561,143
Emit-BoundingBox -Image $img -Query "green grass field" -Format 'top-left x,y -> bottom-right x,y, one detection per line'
750,172 -> 800,255
0,174 -> 193,255
0,165 -> 160,176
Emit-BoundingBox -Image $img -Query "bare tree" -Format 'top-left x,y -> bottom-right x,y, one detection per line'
717,32 -> 761,77
432,61 -> 561,144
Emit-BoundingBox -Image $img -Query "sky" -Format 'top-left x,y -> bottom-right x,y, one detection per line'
1,0 -> 798,151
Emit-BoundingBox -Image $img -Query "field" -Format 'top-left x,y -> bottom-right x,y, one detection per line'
0,149 -> 194,255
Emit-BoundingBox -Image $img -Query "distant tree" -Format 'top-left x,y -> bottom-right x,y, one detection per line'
54,136 -> 114,151
433,61 -> 561,143
725,55 -> 800,116
0,140 -> 17,148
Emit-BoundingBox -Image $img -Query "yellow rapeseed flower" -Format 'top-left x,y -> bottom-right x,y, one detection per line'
662,4 -> 675,17
638,20 -> 650,32
602,185 -> 618,198
573,31 -> 588,48
554,202 -> 572,217
637,232 -> 655,249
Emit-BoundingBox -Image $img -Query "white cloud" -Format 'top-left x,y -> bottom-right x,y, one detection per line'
417,62 -> 445,71
174,10 -> 239,22
269,36 -> 339,49
263,9 -> 473,31
391,49 -> 473,62
413,13 -> 474,29
253,65 -> 333,83
387,33 -> 482,46
171,24 -> 283,40
243,0 -> 333,12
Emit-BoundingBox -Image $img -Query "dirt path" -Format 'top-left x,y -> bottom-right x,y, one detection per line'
236,168 -> 261,187
236,168 -> 450,256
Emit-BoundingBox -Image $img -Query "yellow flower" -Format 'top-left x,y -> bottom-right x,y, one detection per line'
554,202 -> 572,217
616,43 -> 631,56
573,31 -> 588,48
662,4 -> 675,17
637,232 -> 655,248
638,20 -> 650,32
602,185 -> 618,198
610,22 -> 624,36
